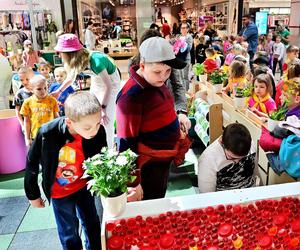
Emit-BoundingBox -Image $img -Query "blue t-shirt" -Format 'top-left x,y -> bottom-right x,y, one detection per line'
49,82 -> 74,115
239,22 -> 258,53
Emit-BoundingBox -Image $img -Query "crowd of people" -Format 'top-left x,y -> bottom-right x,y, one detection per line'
9,13 -> 300,249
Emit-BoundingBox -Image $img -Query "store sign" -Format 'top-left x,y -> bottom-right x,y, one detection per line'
256,12 -> 268,35
14,0 -> 39,6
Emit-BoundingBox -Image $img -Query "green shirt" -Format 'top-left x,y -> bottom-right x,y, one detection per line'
278,29 -> 290,45
90,52 -> 117,75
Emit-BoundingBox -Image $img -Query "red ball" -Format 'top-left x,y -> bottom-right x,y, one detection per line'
218,223 -> 233,237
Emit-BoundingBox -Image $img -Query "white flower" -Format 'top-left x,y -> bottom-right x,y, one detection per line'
92,160 -> 103,166
127,149 -> 137,158
81,171 -> 90,179
107,148 -> 118,158
116,155 -> 128,166
87,179 -> 96,190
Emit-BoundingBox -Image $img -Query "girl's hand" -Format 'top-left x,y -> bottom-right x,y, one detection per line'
29,198 -> 46,208
101,108 -> 109,125
127,184 -> 143,202
25,138 -> 32,147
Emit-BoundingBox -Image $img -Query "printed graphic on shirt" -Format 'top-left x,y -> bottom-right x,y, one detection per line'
56,146 -> 80,186
216,153 -> 256,191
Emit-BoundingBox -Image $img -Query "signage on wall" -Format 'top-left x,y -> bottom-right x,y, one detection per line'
15,0 -> 39,6
256,12 -> 268,35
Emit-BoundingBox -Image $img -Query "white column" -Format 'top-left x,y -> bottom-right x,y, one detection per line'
135,0 -> 154,44
289,0 -> 300,44
228,0 -> 238,35
27,0 -> 38,50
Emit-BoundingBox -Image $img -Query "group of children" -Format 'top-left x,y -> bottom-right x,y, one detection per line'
13,63 -> 74,146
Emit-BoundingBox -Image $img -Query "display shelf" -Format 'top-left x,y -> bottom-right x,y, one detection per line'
102,182 -> 300,249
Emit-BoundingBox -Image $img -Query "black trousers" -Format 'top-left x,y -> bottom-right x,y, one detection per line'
272,57 -> 283,76
141,160 -> 172,200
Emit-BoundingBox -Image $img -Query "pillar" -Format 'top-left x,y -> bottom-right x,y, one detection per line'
136,0 -> 154,44
289,0 -> 300,44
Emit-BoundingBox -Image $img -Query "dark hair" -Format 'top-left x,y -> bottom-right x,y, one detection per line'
252,65 -> 269,77
287,62 -> 300,79
254,73 -> 273,96
222,123 -> 251,156
131,29 -> 162,66
64,19 -> 74,33
242,14 -> 251,19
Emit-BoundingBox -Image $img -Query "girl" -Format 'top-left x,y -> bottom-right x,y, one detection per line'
22,40 -> 39,68
53,33 -> 121,149
272,35 -> 285,76
38,62 -> 54,87
224,60 -> 247,94
248,73 -> 276,116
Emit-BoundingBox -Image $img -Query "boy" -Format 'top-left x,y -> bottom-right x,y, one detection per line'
116,37 -> 186,201
198,123 -> 258,193
20,75 -> 59,146
203,48 -> 219,74
13,67 -> 34,130
49,67 -> 74,116
272,35 -> 285,76
24,92 -> 106,250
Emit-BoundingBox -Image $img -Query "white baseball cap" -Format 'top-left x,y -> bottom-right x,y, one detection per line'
139,37 -> 186,69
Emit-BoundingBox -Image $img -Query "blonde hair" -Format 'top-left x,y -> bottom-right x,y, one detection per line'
18,66 -> 34,75
61,49 -> 90,74
64,91 -> 101,122
30,75 -> 47,87
54,66 -> 67,76
230,60 -> 247,78
38,62 -> 52,71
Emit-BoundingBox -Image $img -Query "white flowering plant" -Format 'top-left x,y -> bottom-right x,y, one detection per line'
82,148 -> 137,198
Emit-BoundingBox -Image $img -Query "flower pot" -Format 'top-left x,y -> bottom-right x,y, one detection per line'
101,192 -> 127,218
268,118 -> 280,132
44,46 -> 49,51
17,49 -> 23,54
199,74 -> 207,83
234,97 -> 246,109
212,84 -> 223,93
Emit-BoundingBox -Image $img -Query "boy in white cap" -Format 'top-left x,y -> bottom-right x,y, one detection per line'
116,36 -> 186,201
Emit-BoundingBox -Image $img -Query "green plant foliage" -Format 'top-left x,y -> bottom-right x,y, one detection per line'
82,148 -> 137,198
209,70 -> 228,85
192,63 -> 205,76
235,86 -> 253,98
269,105 -> 288,121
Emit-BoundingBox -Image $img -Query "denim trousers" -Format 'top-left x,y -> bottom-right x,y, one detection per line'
52,187 -> 101,250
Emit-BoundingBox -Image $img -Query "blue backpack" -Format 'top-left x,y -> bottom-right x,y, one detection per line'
279,135 -> 300,178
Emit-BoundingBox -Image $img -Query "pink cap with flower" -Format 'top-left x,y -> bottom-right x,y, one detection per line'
54,33 -> 83,52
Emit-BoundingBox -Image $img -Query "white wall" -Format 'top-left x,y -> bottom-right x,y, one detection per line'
0,0 -> 63,30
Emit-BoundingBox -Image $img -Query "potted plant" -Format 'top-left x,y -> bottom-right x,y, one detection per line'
193,63 -> 207,83
234,85 -> 252,109
268,105 -> 288,131
82,147 -> 137,217
43,41 -> 50,51
209,70 -> 228,93
16,43 -> 23,54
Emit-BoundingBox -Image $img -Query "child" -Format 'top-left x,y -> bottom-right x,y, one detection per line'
24,92 -> 105,250
22,40 -> 39,68
222,34 -> 231,55
248,73 -> 277,116
195,35 -> 208,64
276,62 -> 300,106
203,47 -> 218,74
272,35 -> 285,76
116,37 -> 186,201
280,79 -> 300,119
13,67 -> 34,129
49,67 -> 74,116
20,75 -> 59,146
198,123 -> 258,193
283,45 -> 300,73
38,62 -> 54,87
224,60 -> 247,94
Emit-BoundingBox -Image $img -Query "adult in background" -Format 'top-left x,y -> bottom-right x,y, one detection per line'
204,21 -> 217,45
56,19 -> 76,37
84,21 -> 96,50
238,14 -> 258,66
177,22 -> 193,91
275,23 -> 290,46
52,34 -> 121,149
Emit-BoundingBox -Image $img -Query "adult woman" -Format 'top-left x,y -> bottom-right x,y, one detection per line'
56,19 -> 76,37
52,34 -> 120,148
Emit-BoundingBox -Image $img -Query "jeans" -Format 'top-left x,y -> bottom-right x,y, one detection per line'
52,187 -> 101,250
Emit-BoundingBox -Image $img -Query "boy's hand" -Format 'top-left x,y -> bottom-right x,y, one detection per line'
127,184 -> 143,202
29,198 -> 46,208
178,114 -> 191,132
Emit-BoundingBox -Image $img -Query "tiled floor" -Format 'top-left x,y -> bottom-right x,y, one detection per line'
0,157 -> 199,250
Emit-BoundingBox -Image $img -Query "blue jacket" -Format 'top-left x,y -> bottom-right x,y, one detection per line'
239,22 -> 258,53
